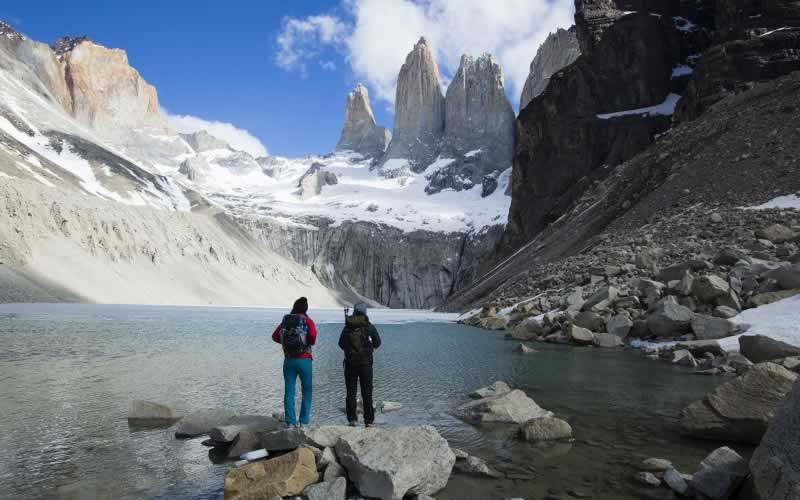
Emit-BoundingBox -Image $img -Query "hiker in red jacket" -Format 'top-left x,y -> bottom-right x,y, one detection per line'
272,297 -> 317,427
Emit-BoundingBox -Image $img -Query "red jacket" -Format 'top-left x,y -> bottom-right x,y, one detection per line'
272,314 -> 317,359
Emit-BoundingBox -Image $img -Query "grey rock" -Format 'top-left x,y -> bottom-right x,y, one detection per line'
174,409 -> 236,438
515,342 -> 537,354
209,415 -> 281,443
319,447 -> 337,469
606,313 -> 633,338
458,389 -> 553,424
647,299 -> 694,337
658,260 -> 713,283
520,27 -> 581,110
725,352 -> 753,374
713,306 -> 738,319
714,248 -> 752,266
453,455 -> 503,479
676,271 -> 694,296
382,38 -> 445,172
519,416 -> 573,442
614,295 -> 641,309
323,461 -> 346,482
680,363 -> 798,444
224,430 -> 262,459
592,332 -> 623,348
509,317 -> 543,340
299,164 -> 338,200
755,224 -> 797,244
749,375 -> 800,500
336,83 -> 391,158
749,289 -> 800,307
691,315 -> 739,341
672,349 -> 697,367
691,447 -> 749,500
127,400 -> 180,427
663,468 -> 690,496
566,324 -> 594,345
582,286 -> 618,312
469,381 -> 512,400
335,425 -> 455,500
574,311 -> 605,332
304,477 -> 347,500
740,335 -> 800,363
637,472 -> 661,487
715,289 -> 742,312
765,264 -> 800,290
641,458 -> 673,472
693,275 -> 731,303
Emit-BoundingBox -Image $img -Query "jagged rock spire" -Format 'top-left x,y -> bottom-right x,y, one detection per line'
336,83 -> 390,157
381,37 -> 445,172
520,27 -> 581,110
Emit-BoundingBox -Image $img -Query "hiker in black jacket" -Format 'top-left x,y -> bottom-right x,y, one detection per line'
338,303 -> 382,427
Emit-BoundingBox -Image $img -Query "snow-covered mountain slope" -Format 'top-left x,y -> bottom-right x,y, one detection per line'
0,23 -> 510,307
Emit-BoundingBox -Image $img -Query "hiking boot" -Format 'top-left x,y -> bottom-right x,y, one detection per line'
348,421 -> 357,427
365,423 -> 374,428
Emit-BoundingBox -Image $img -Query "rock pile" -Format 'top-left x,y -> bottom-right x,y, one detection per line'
462,207 -> 800,375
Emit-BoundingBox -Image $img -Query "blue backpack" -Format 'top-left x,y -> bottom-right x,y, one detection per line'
280,314 -> 309,356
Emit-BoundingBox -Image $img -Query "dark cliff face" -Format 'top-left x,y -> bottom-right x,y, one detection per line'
676,0 -> 800,123
241,219 -> 504,309
501,2 -> 707,252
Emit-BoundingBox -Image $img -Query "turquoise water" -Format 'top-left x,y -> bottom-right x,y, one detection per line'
0,304 -> 729,500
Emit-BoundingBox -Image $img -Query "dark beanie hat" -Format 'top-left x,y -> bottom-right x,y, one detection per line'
291,297 -> 308,314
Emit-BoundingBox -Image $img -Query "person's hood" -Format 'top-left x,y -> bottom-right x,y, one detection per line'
346,315 -> 369,328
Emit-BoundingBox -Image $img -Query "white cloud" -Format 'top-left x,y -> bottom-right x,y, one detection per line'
274,0 -> 575,108
164,112 -> 269,157
275,14 -> 349,75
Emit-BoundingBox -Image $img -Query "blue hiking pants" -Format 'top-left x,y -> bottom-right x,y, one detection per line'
283,358 -> 313,425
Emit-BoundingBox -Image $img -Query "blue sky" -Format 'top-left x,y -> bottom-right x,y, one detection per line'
0,1 -> 574,157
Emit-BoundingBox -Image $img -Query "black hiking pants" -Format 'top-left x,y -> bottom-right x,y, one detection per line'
344,361 -> 374,424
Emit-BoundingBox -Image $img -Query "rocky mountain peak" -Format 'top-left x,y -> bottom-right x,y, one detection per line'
0,20 -> 25,42
335,83 -> 390,157
180,130 -> 231,153
426,51 -> 514,194
520,27 -> 581,110
381,35 -> 445,172
52,35 -> 91,55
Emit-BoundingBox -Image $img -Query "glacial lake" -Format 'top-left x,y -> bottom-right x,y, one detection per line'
0,303 -> 733,500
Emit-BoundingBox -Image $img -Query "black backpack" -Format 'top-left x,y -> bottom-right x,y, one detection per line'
280,314 -> 309,356
344,316 -> 370,364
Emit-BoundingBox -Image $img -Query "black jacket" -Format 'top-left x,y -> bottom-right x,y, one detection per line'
338,314 -> 381,364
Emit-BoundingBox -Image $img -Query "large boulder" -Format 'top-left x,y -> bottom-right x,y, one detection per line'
458,389 -> 553,424
592,332 -> 624,348
174,409 -> 236,438
765,264 -> 800,290
756,223 -> 798,244
509,317 -> 543,340
518,416 -> 573,442
647,299 -> 695,337
581,286 -> 618,312
740,335 -> 800,363
335,426 -> 455,500
260,425 -> 360,451
574,311 -> 605,331
606,313 -> 633,338
224,447 -> 318,499
566,324 -> 595,345
691,447 -> 749,500
127,400 -> 180,427
680,363 -> 798,443
750,377 -> 800,500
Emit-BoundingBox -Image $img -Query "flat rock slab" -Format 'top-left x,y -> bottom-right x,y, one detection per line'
175,409 -> 237,438
739,334 -> 800,363
680,363 -> 797,444
259,425 -> 361,452
335,425 -> 455,500
691,447 -> 749,500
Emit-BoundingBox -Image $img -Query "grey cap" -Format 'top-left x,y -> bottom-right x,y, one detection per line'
353,303 -> 368,315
